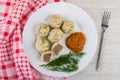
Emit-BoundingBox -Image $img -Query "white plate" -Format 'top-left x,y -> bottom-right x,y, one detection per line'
23,2 -> 98,77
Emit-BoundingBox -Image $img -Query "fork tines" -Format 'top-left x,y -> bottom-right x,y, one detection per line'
102,11 -> 111,27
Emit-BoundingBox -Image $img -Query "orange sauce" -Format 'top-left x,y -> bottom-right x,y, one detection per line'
66,32 -> 86,53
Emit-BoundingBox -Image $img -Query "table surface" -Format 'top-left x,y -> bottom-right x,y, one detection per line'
1,0 -> 119,80
68,0 -> 120,80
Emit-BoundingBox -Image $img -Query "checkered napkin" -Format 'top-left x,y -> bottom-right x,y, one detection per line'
0,0 -> 68,80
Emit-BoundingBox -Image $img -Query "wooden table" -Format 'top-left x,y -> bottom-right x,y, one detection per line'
68,0 -> 120,80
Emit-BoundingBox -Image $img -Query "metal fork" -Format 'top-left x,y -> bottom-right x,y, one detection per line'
96,11 -> 111,71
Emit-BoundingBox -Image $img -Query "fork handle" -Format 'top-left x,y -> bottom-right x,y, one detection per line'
96,30 -> 105,71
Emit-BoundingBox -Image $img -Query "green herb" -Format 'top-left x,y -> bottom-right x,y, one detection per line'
40,52 -> 85,72
41,39 -> 45,44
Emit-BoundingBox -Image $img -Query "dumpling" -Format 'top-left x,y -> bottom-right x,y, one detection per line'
41,51 -> 53,62
48,29 -> 64,43
62,20 -> 75,33
35,24 -> 50,37
51,43 -> 63,56
35,38 -> 49,53
49,15 -> 63,28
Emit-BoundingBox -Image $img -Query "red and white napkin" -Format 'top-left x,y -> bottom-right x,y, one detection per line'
0,0 -> 68,80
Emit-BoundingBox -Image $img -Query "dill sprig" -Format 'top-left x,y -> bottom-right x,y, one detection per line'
40,52 -> 85,72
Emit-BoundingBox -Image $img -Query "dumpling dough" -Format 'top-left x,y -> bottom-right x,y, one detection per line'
35,38 -> 49,52
62,20 -> 75,33
48,29 -> 64,43
35,24 -> 50,37
49,15 -> 63,28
